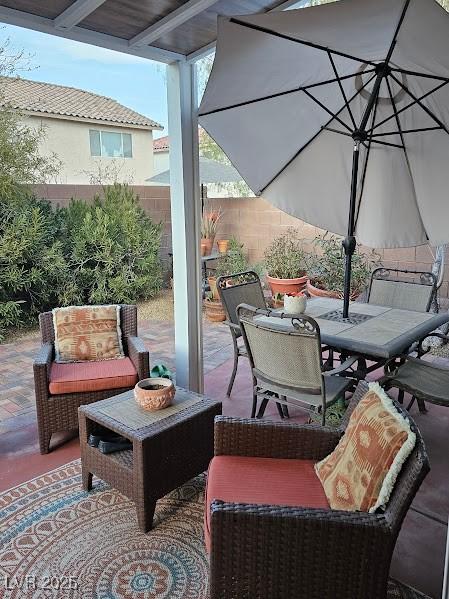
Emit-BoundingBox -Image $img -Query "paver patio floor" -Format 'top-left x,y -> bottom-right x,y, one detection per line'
0,317 -> 448,598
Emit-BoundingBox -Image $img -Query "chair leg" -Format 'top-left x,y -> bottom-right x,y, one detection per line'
276,402 -> 285,419
38,431 -> 52,455
227,344 -> 240,397
406,396 -> 416,411
417,397 -> 428,413
257,398 -> 269,418
397,389 -> 405,404
281,396 -> 289,418
251,393 -> 258,418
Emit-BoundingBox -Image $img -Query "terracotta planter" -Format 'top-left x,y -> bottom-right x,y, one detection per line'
306,279 -> 341,299
201,237 -> 214,256
134,378 -> 175,411
217,239 -> 229,254
208,276 -> 220,300
266,274 -> 308,296
203,299 -> 226,322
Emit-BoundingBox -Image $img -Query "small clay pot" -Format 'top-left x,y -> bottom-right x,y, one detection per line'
134,378 -> 175,411
217,239 -> 229,254
201,238 -> 214,256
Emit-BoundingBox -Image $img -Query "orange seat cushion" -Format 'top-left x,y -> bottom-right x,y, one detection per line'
204,455 -> 329,552
49,357 -> 137,394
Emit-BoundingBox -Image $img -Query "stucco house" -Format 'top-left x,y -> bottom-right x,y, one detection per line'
153,134 -> 170,176
0,76 -> 163,185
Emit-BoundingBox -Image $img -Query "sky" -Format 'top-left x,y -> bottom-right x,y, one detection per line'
1,24 -> 169,137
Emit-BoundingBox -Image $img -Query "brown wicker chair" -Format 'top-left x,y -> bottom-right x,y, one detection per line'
33,304 -> 149,454
208,381 -> 430,599
217,271 -> 266,397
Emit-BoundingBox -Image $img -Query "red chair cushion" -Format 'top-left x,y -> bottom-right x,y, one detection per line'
49,358 -> 138,394
204,455 -> 329,552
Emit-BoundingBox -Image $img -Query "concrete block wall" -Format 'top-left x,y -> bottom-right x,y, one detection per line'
32,185 -> 448,298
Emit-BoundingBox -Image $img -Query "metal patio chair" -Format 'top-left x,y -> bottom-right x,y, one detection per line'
237,304 -> 354,424
368,267 -> 437,313
207,380 -> 430,599
381,332 -> 449,414
217,271 -> 266,396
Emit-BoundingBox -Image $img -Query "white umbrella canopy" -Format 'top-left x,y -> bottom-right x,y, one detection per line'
199,0 -> 449,252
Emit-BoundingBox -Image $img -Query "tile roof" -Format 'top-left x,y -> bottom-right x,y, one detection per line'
0,76 -> 163,129
153,135 -> 169,151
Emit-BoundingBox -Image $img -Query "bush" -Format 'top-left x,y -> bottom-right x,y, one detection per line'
0,194 -> 68,339
0,185 -> 164,340
59,185 -> 163,305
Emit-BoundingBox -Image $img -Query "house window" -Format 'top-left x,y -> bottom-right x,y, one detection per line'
89,129 -> 133,158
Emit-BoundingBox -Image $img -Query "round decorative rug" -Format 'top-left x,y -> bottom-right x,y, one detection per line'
0,461 -> 430,598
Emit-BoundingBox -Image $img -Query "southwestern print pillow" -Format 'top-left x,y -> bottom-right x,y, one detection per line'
315,382 -> 416,513
53,305 -> 124,363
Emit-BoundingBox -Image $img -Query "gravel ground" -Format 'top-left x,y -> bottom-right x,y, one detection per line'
137,289 -> 174,322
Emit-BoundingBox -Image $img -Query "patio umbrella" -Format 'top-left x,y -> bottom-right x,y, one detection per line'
198,0 -> 449,318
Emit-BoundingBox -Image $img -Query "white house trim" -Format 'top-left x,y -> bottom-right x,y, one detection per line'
129,0 -> 219,48
54,0 -> 108,30
0,5 -> 184,64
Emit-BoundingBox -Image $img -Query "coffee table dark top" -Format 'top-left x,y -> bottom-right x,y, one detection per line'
256,297 -> 449,360
79,387 -> 221,441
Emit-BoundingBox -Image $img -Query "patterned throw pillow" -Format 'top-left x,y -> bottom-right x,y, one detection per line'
315,382 -> 416,513
53,305 -> 125,363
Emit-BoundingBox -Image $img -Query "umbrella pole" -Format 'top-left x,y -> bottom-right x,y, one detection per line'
342,140 -> 360,319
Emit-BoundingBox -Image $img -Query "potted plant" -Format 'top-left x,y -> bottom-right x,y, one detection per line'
283,290 -> 307,314
203,291 -> 226,322
307,233 -> 379,299
264,228 -> 308,296
209,237 -> 249,300
201,205 -> 222,256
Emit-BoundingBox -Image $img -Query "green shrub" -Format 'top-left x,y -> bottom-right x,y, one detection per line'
264,228 -> 308,279
59,184 -> 163,305
0,194 -> 68,338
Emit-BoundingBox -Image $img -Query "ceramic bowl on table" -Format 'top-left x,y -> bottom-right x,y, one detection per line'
134,377 -> 175,411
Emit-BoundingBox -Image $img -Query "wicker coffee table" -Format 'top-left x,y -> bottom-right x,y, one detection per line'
78,387 -> 221,532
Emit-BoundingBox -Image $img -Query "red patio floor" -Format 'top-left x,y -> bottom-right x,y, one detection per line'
0,335 -> 447,598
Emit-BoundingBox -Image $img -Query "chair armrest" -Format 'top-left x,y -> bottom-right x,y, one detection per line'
214,416 -> 341,460
127,336 -> 149,380
33,342 -> 53,398
224,320 -> 240,332
209,501 -> 393,599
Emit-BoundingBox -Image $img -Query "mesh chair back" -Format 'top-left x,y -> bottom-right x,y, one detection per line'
237,304 -> 323,393
217,271 -> 265,327
368,268 -> 436,312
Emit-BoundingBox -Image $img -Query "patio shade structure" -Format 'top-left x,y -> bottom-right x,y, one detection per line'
199,0 -> 449,318
148,156 -> 243,186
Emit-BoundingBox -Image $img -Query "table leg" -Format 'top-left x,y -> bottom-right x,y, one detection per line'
82,467 -> 92,491
137,498 -> 156,533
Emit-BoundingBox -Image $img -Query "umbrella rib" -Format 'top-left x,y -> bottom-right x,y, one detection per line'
389,73 -> 449,135
368,138 -> 405,149
198,70 -> 374,118
327,50 -> 357,130
371,126 -> 442,137
354,99 -> 379,228
228,17 -> 378,67
302,89 -> 352,133
391,68 -> 449,83
367,79 -> 449,132
259,73 -> 377,193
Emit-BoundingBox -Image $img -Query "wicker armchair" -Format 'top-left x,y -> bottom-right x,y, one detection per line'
208,381 -> 430,599
217,271 -> 266,397
237,304 -> 354,423
34,304 -> 149,454
368,267 -> 437,312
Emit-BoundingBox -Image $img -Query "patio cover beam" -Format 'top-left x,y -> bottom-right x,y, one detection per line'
167,61 -> 204,392
129,0 -> 219,48
0,5 -> 184,64
54,0 -> 107,30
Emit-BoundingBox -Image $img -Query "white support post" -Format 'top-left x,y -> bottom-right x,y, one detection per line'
167,61 -> 203,392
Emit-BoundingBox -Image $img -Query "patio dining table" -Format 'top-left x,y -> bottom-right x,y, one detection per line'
256,296 -> 449,378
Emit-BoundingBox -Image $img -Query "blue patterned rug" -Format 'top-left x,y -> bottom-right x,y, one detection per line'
0,460 -> 429,598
